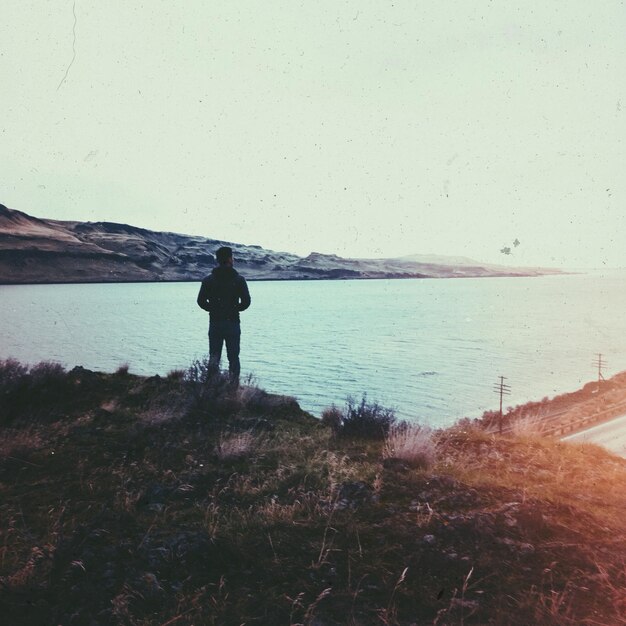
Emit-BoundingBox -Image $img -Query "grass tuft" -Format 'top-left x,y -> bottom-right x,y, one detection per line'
214,430 -> 263,460
383,421 -> 436,469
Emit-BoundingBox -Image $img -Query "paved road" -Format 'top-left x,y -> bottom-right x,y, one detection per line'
562,413 -> 626,458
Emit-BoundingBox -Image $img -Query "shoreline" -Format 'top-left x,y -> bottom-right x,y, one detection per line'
0,271 -> 564,287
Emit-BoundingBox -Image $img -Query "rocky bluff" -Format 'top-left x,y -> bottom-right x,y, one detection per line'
0,203 -> 556,284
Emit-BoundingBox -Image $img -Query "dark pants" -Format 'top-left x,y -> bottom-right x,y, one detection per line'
208,319 -> 241,380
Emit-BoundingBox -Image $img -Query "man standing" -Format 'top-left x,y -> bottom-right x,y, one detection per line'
197,246 -> 251,386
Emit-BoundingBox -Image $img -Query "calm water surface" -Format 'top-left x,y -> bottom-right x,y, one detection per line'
2,271 -> 626,427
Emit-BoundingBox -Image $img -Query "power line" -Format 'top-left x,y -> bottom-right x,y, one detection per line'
593,353 -> 606,386
492,375 -> 511,435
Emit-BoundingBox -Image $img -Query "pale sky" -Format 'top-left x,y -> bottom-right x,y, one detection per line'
1,1 -> 624,267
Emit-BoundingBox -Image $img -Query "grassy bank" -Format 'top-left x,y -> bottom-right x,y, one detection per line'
1,361 -> 625,625
477,369 -> 626,437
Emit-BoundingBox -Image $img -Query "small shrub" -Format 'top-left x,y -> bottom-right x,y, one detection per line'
28,361 -> 67,385
321,405 -> 342,434
0,359 -> 29,390
0,360 -> 70,423
184,358 -> 231,407
28,361 -> 70,407
339,395 -> 396,440
184,357 -> 213,387
383,421 -> 436,469
115,363 -> 130,376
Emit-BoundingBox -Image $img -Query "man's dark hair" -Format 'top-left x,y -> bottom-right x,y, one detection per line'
216,246 -> 233,265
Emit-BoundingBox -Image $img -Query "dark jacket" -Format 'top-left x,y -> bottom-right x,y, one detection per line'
197,266 -> 251,322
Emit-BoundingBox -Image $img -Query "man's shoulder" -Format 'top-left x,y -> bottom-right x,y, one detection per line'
229,268 -> 247,282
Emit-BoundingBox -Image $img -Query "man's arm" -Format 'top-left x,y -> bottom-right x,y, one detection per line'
197,278 -> 212,312
238,278 -> 251,311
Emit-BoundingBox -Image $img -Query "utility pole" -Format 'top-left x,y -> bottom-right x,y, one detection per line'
493,376 -> 511,435
593,353 -> 606,393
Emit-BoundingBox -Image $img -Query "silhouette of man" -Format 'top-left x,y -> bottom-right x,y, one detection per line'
197,246 -> 251,385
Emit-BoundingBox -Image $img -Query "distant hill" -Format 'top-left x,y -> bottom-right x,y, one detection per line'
0,203 -> 559,284
399,253 -> 492,266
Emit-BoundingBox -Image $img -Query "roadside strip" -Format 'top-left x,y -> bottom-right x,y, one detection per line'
562,413 -> 626,458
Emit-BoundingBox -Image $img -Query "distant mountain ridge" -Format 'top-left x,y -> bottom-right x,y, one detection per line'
399,253 -> 492,266
0,203 -> 558,284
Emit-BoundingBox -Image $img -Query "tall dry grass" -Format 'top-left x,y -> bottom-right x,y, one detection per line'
510,412 -> 544,437
383,421 -> 436,470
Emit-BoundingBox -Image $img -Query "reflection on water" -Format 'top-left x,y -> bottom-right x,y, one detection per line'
2,271 -> 626,427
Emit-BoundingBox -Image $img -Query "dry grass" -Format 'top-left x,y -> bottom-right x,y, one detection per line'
0,427 -> 45,460
235,383 -> 266,408
214,430 -> 264,460
440,426 -> 626,529
510,412 -> 544,436
2,362 -> 626,625
383,422 -> 436,469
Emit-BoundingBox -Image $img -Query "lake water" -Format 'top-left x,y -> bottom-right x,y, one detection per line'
2,271 -> 626,427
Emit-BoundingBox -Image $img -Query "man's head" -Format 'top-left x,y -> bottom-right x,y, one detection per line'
216,246 -> 233,266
